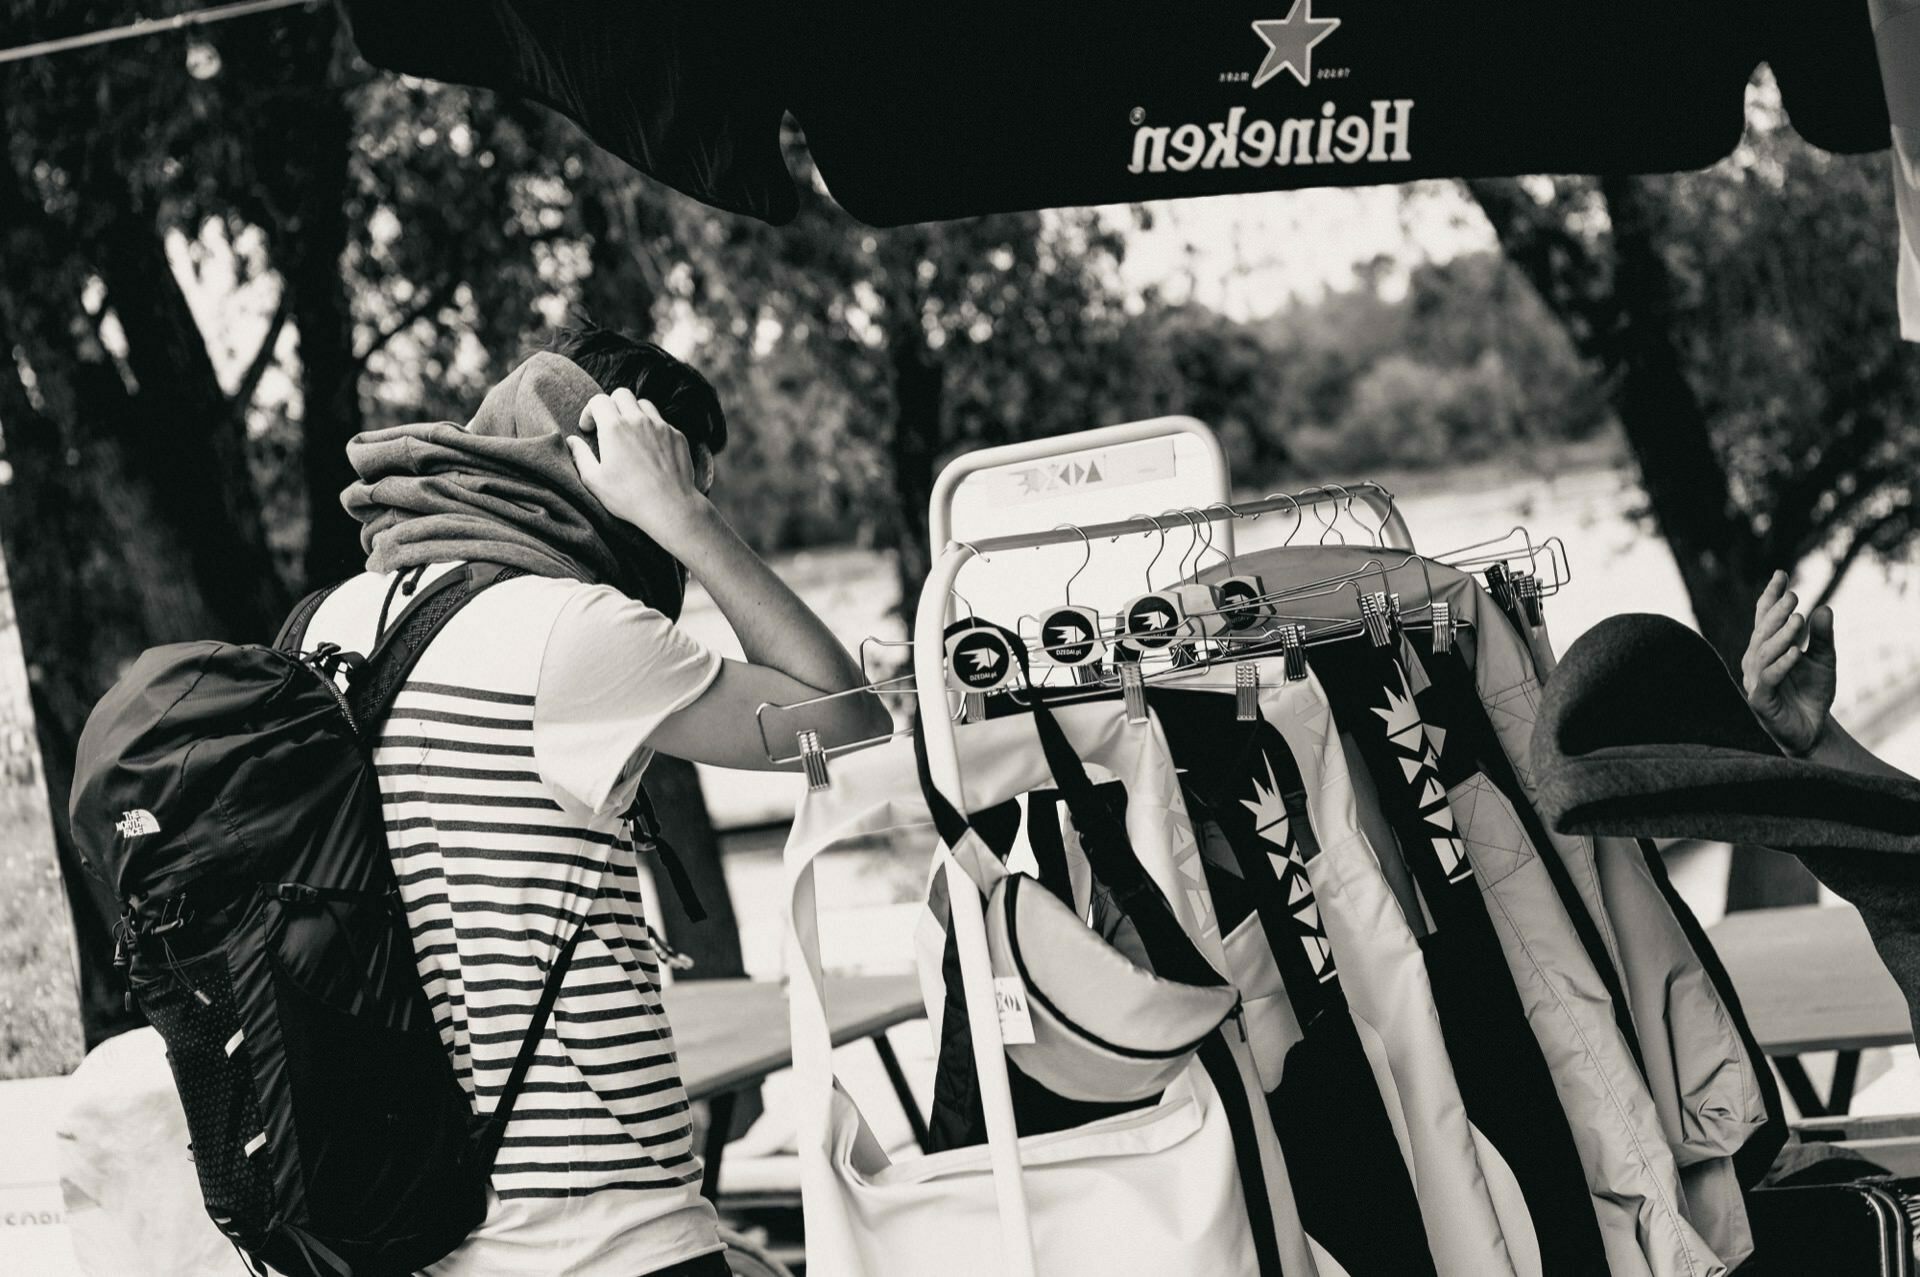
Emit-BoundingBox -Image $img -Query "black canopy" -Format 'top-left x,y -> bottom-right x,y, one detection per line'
341,2 -> 1891,227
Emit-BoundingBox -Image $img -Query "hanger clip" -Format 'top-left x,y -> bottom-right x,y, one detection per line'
1431,600 -> 1455,654
798,729 -> 830,791
1485,561 -> 1516,613
1516,573 -> 1544,627
1235,662 -> 1259,721
1119,660 -> 1148,724
1361,592 -> 1393,647
1279,624 -> 1308,682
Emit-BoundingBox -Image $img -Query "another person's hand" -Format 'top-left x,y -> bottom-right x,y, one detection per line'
1742,570 -> 1838,756
567,389 -> 711,548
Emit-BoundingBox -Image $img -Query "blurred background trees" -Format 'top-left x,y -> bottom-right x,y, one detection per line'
3,1 -> 1915,1045
1469,99 -> 1920,905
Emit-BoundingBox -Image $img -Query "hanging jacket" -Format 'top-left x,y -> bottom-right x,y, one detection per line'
1157,663 -> 1525,1275
1202,547 -> 1776,1273
1448,569 -> 1775,1263
1514,613 -> 1785,1264
1306,633 -> 1612,1277
1148,684 -> 1440,1277
1399,623 -> 1726,1276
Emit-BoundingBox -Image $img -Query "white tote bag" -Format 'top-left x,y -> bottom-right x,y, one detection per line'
783,707 -> 1275,1277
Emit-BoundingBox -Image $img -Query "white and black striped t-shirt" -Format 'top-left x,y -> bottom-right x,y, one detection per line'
306,563 -> 725,1277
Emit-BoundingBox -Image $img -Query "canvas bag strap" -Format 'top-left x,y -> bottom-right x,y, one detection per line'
778,761 -> 1034,1273
914,632 -> 1283,1277
930,620 -> 1223,989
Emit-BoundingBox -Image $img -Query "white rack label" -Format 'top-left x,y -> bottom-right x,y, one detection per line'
993,977 -> 1036,1045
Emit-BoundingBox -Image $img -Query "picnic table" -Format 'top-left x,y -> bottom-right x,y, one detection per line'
662,973 -> 928,1197
1706,904 -> 1912,1117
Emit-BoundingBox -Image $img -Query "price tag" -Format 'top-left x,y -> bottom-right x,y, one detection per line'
1038,605 -> 1103,666
993,977 -> 1036,1045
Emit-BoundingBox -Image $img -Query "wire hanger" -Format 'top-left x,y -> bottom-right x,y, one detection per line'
1313,486 -> 1348,546
1056,522 -> 1092,606
1129,513 -> 1170,591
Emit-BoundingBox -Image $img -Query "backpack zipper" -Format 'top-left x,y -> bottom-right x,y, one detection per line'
297,652 -> 360,737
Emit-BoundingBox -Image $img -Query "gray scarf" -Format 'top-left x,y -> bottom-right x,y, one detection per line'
339,352 -> 685,617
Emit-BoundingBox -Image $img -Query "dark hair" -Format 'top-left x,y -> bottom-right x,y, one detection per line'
543,321 -> 728,457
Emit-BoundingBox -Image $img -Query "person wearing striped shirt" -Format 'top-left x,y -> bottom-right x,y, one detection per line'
314,326 -> 889,1276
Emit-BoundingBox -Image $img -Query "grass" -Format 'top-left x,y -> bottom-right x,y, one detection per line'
0,766 -> 84,1079
0,597 -> 84,1079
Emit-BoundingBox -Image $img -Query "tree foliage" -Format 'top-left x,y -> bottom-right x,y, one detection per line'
1467,89 -> 1919,908
6,5 -> 1913,1019
1469,100 -> 1919,662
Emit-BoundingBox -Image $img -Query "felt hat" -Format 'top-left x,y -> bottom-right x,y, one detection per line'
1533,612 -> 1920,1037
1531,612 -> 1920,851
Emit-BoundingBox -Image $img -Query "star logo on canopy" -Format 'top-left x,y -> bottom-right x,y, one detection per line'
1251,0 -> 1340,90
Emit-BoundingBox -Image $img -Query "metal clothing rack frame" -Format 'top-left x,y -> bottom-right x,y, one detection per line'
908,424 -> 1417,1276
771,419 -> 1566,1274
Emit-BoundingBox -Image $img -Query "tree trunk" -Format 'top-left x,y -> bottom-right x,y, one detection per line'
1471,176 -> 1822,910
1598,179 -> 1821,910
0,161 -> 283,1045
280,75 -> 365,591
887,313 -> 943,624
0,324 -> 275,1044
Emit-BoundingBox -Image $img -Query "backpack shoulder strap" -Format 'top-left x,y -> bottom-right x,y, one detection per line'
470,919 -> 586,1173
274,584 -> 342,653
347,563 -> 523,728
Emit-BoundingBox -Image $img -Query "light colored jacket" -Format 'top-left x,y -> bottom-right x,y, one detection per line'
1522,614 -> 1770,1267
1209,547 -> 1750,1277
1163,664 -> 1524,1276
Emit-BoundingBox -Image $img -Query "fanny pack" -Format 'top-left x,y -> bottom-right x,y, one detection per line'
987,868 -> 1238,1103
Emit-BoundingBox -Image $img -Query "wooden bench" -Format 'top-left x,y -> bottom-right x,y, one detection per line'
662,973 -> 927,1197
1706,904 -> 1912,1117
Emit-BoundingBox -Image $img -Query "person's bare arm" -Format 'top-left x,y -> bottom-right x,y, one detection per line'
567,389 -> 891,770
1804,716 -> 1918,782
1742,570 -> 1915,782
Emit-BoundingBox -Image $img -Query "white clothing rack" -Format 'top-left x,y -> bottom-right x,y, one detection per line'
910,424 -> 1417,1275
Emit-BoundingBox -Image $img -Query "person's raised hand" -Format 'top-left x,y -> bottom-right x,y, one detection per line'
1741,570 -> 1838,756
566,389 -> 710,548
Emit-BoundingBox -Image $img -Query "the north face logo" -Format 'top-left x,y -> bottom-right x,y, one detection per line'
115,809 -> 160,838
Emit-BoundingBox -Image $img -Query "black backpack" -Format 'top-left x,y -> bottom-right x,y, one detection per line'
68,563 -> 584,1277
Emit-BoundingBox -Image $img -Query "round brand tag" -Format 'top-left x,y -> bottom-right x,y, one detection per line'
1216,576 -> 1265,630
1122,592 -> 1182,650
946,627 -> 1016,693
1039,606 -> 1102,665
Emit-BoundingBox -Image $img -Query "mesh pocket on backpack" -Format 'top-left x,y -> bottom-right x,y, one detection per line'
135,948 -> 276,1244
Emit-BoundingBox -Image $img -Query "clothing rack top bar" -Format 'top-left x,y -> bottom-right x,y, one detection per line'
957,482 -> 1414,556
